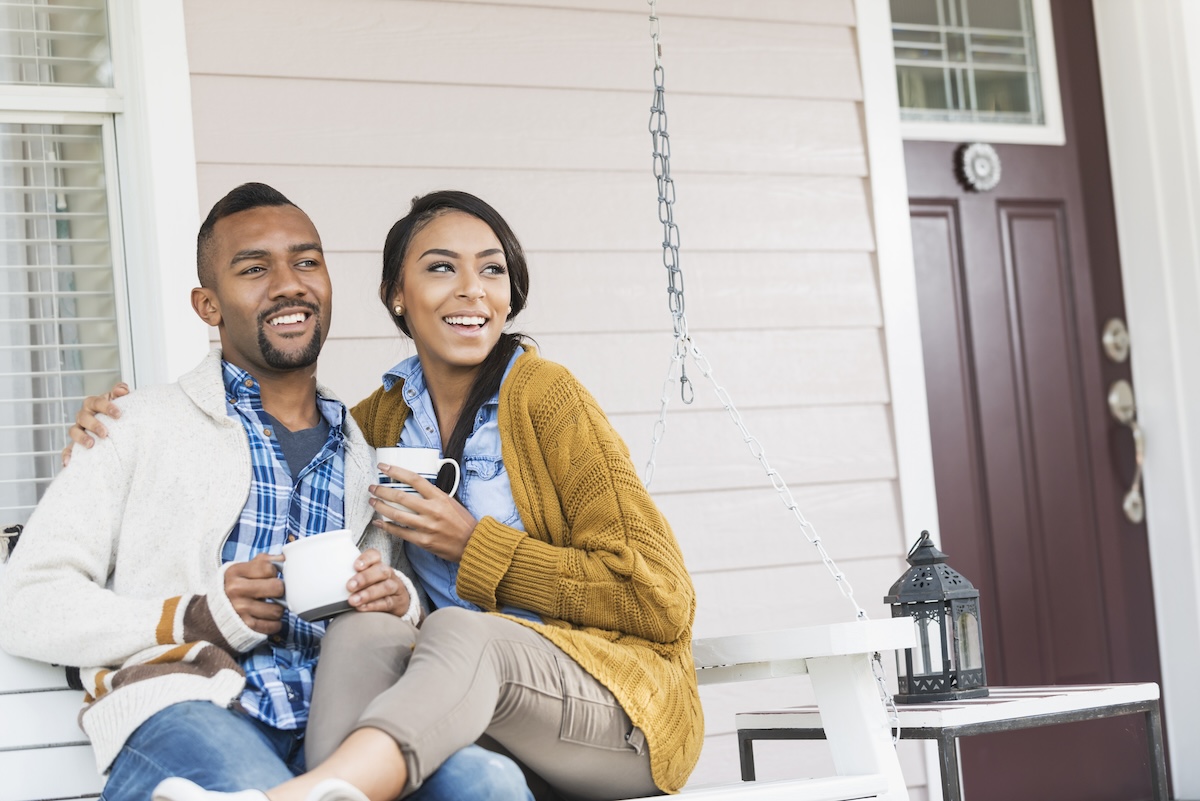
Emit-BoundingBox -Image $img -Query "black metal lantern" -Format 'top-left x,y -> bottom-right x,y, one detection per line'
884,531 -> 988,703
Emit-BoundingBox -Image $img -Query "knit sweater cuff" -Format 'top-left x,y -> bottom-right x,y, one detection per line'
458,517 -> 538,611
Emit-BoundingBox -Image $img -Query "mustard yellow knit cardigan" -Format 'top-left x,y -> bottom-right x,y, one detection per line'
351,348 -> 703,793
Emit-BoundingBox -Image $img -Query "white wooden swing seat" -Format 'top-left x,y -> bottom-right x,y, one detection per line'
0,578 -> 913,801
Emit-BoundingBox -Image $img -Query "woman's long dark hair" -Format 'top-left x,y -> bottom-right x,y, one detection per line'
380,191 -> 531,474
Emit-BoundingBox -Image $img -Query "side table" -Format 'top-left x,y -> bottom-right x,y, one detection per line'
735,683 -> 1168,801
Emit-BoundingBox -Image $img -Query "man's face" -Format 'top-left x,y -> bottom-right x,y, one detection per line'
193,205 -> 332,378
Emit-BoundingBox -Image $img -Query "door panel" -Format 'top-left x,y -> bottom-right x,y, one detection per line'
904,2 -> 1162,798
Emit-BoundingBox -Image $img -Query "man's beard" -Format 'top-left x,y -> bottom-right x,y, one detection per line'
256,302 -> 323,369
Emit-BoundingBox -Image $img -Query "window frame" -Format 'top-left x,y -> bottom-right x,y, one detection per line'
0,0 -> 208,389
896,0 -> 1066,145
0,0 -> 205,523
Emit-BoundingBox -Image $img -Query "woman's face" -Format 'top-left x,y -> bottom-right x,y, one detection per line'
392,210 -> 512,381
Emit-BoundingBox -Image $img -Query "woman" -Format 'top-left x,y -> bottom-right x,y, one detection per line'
147,191 -> 703,801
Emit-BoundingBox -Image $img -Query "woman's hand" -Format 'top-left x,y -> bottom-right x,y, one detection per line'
370,464 -> 478,562
346,548 -> 412,617
61,382 -> 130,467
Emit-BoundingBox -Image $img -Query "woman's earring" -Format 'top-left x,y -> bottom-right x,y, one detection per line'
394,304 -> 403,316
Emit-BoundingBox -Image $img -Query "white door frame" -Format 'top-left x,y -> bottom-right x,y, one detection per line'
1093,2 -> 1200,796
855,0 -> 1200,796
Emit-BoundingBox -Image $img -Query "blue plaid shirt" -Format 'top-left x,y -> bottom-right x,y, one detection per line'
219,361 -> 348,731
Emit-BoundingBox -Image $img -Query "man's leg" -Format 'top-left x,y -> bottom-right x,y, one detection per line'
408,744 -> 533,801
101,702 -> 298,801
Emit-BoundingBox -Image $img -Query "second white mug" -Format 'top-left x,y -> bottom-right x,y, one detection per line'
375,447 -> 461,511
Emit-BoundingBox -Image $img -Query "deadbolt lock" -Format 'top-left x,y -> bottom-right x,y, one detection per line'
1103,318 -> 1131,363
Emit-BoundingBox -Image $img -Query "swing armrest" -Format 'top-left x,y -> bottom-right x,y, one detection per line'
692,618 -> 913,685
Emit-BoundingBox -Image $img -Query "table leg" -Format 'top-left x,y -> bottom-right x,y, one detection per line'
738,732 -> 757,782
1146,703 -> 1169,800
937,730 -> 963,801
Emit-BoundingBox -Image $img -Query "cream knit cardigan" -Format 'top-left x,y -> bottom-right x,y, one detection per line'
0,349 -> 392,772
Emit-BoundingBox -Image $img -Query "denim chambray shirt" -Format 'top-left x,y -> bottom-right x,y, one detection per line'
381,351 -> 540,623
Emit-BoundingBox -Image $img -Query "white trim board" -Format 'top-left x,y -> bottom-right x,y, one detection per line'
1093,1 -> 1200,795
109,0 -> 209,385
853,1 -> 944,795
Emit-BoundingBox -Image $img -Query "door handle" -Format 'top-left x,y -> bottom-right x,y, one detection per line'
1107,379 -> 1145,524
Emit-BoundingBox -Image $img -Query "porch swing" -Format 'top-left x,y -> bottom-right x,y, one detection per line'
629,3 -> 913,799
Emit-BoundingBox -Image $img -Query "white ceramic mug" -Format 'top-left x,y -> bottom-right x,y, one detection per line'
375,447 -> 461,512
273,528 -> 360,622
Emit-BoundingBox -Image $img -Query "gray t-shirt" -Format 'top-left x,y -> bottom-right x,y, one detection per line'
263,411 -> 331,480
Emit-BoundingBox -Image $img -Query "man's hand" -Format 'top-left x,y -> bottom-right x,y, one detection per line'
224,553 -> 286,634
61,382 -> 129,467
347,547 -> 413,618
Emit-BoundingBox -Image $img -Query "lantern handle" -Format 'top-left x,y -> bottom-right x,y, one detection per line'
905,530 -> 948,565
907,531 -> 932,560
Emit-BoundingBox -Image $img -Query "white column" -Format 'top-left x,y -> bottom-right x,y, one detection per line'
1094,1 -> 1200,794
110,0 -> 208,385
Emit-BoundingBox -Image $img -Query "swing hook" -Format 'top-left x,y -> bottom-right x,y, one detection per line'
679,370 -> 694,404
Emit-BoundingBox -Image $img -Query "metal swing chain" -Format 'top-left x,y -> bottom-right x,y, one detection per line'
642,0 -> 899,741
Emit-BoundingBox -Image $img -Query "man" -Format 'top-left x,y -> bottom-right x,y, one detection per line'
0,184 -> 529,801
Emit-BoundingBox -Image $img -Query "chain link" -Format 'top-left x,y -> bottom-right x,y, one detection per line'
642,0 -> 899,742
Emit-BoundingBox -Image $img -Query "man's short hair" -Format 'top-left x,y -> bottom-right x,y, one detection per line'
196,183 -> 298,287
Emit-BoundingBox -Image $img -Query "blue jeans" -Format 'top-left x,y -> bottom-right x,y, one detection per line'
101,701 -> 532,801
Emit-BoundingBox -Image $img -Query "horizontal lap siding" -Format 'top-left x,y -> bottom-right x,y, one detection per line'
184,0 -> 915,789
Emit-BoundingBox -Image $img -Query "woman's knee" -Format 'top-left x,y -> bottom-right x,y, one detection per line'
323,611 -> 417,658
420,605 -> 481,634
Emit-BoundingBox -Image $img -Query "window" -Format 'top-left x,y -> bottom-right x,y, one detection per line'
890,0 -> 1064,144
1,0 -> 130,526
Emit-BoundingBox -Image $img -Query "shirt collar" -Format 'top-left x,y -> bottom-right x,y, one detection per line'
381,353 -> 506,409
382,353 -> 424,396
221,360 -> 347,432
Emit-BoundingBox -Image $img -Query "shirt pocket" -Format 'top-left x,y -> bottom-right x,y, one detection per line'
462,456 -> 523,528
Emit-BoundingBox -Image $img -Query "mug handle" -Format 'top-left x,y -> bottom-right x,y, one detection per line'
436,458 -> 461,496
267,555 -> 288,609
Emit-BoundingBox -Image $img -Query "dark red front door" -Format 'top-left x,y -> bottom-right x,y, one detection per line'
906,3 -> 1163,798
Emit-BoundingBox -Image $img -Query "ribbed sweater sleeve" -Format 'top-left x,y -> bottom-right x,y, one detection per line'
456,358 -> 694,644
0,422 -> 263,669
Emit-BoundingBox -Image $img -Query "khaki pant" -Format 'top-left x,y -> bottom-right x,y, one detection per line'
307,607 -> 658,800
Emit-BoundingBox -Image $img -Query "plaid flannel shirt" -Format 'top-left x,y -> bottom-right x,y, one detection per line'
219,360 -> 347,731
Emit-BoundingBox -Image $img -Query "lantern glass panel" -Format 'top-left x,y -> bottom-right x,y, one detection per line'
956,605 -> 983,670
914,606 -> 945,676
